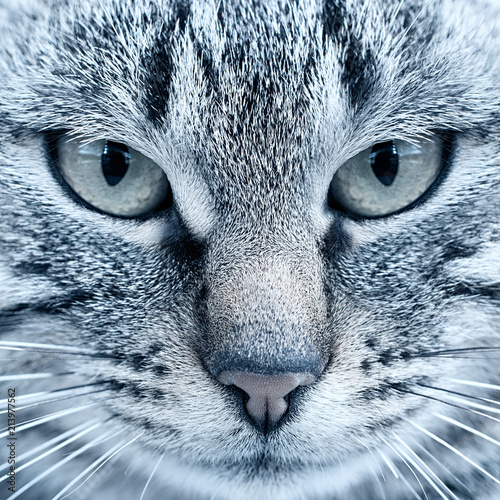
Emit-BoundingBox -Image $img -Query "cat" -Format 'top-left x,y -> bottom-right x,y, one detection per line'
1,0 -> 499,498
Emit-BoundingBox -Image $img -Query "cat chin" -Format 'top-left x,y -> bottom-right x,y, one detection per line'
137,418 -> 374,472
184,453 -> 340,476
136,448 -> 381,500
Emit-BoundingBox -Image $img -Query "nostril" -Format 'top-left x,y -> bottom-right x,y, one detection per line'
218,371 -> 316,433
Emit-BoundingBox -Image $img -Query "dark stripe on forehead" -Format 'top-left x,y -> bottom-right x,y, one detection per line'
322,0 -> 377,109
141,1 -> 191,125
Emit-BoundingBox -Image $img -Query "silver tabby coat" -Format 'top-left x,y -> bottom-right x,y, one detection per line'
1,0 -> 499,499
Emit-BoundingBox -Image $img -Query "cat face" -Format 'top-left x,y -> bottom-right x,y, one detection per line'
1,0 -> 499,499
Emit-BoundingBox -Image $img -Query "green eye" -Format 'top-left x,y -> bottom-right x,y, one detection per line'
54,137 -> 172,217
329,137 -> 445,218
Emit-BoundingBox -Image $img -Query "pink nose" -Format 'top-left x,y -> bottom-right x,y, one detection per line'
218,371 -> 316,432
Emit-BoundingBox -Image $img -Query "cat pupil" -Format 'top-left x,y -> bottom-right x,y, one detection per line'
101,141 -> 130,186
370,141 -> 398,186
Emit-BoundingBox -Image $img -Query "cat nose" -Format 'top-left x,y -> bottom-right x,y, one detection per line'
217,371 -> 316,433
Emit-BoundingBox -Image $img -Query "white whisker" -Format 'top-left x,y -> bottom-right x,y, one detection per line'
421,383 -> 500,408
411,386 -> 500,422
0,396 -> 123,438
420,384 -> 500,408
0,341 -> 95,354
0,389 -> 111,415
51,439 -> 127,500
0,420 -> 97,473
0,390 -> 48,404
353,436 -> 387,500
445,396 -> 500,415
369,460 -> 387,500
409,437 -> 471,493
434,413 -> 500,448
408,420 -> 500,486
468,408 -> 500,424
58,431 -> 145,500
0,372 -> 73,382
139,451 -> 165,500
382,438 -> 428,500
393,434 -> 458,500
378,451 -> 399,479
476,397 -> 500,408
352,436 -> 387,482
392,443 -> 447,500
448,379 -> 500,392
1,420 -> 101,480
8,428 -> 120,500
385,456 -> 423,500
0,383 -> 107,407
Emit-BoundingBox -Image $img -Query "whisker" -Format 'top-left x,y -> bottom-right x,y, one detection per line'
444,396 -> 500,415
0,420 -> 98,474
409,437 -> 471,493
352,436 -> 387,483
378,451 -> 399,479
1,388 -> 112,415
0,347 -> 112,359
393,434 -> 458,500
51,440 -> 128,500
393,387 -> 500,424
8,428 -> 122,500
418,384 -> 500,408
0,355 -> 115,362
352,436 -> 387,499
372,451 -> 388,485
370,461 -> 387,500
382,438 -> 428,500
0,340 -> 93,353
408,420 -> 500,486
0,372 -> 74,382
1,420 -> 101,480
448,379 -> 500,392
58,431 -> 145,500
434,413 -> 500,448
0,382 -> 107,406
391,443 -> 448,500
386,458 -> 423,500
393,388 -> 470,411
420,357 -> 500,364
0,396 -> 125,438
415,347 -> 500,358
139,451 -> 165,500
0,341 -> 117,359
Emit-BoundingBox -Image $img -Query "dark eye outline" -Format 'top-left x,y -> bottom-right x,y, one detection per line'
327,133 -> 455,220
46,132 -> 174,220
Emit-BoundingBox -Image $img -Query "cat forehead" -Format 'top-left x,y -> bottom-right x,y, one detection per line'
3,0 -> 497,132
1,0 -> 499,206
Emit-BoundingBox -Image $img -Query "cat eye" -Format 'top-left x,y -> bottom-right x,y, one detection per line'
329,137 -> 445,217
53,137 -> 172,217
